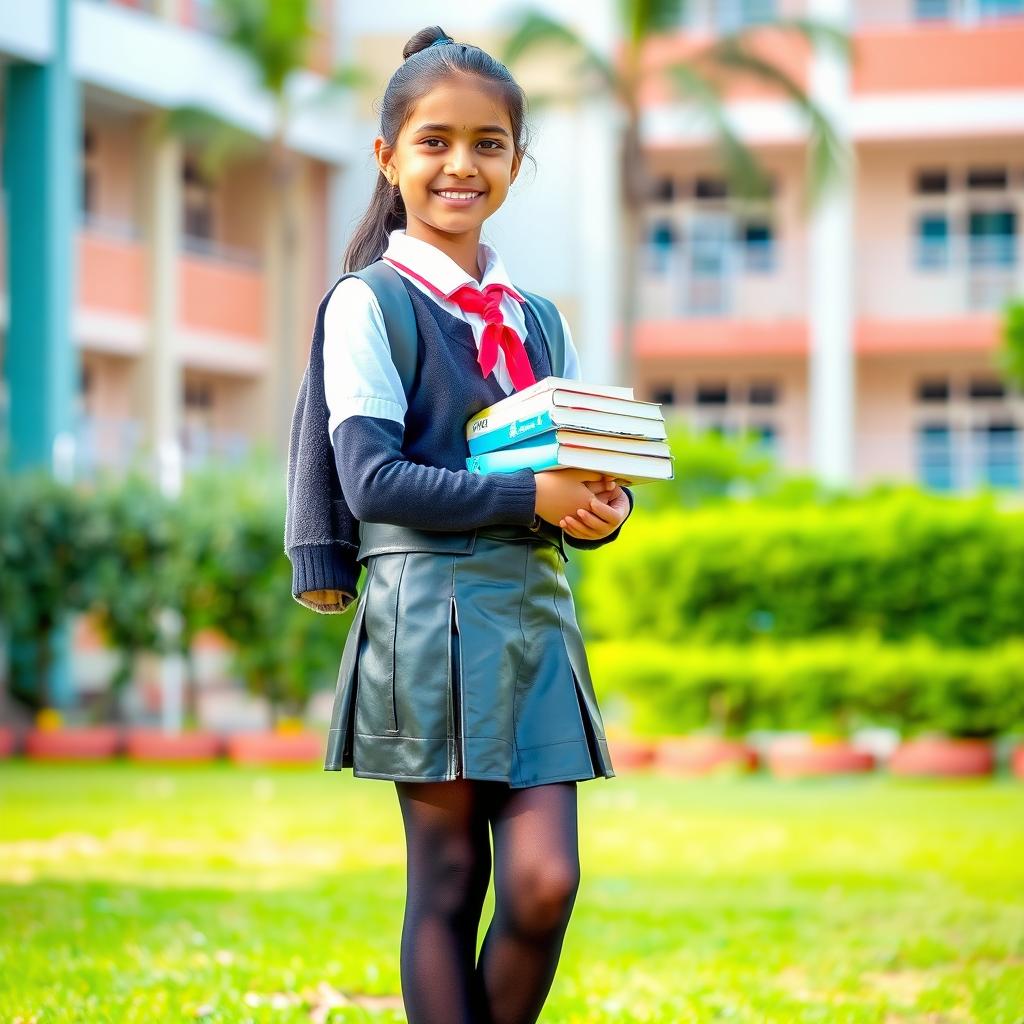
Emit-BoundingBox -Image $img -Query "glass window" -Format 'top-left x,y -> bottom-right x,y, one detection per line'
748,381 -> 778,405
914,0 -> 952,19
696,383 -> 729,406
968,209 -> 1016,268
914,169 -> 949,194
649,384 -> 676,405
973,421 -> 1020,489
716,0 -> 777,30
916,377 -> 950,402
915,214 -> 949,269
695,177 -> 729,200
968,377 -> 1006,400
650,177 -> 675,202
916,422 -> 955,492
742,221 -> 775,272
979,0 -> 1024,18
967,167 -> 1008,190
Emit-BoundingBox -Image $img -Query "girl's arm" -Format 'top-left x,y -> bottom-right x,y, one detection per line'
324,278 -> 537,531
557,311 -> 634,549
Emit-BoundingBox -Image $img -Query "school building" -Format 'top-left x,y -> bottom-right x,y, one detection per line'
1,1 -> 1023,709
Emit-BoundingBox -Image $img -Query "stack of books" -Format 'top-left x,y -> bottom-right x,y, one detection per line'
464,376 -> 674,484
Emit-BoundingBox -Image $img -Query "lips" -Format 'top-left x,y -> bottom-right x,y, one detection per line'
432,189 -> 485,204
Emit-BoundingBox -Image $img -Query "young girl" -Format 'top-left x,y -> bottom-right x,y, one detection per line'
320,25 -> 633,1024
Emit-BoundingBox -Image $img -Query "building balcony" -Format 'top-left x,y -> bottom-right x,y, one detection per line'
179,236 -> 266,342
858,233 -> 1022,322
639,238 -> 805,320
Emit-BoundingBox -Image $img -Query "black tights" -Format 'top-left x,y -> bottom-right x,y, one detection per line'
394,777 -> 580,1024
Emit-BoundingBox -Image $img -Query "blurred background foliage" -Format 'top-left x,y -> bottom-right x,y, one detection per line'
3,426 -> 1023,739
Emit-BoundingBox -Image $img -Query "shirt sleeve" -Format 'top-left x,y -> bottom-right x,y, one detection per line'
323,277 -> 538,531
556,308 -> 635,550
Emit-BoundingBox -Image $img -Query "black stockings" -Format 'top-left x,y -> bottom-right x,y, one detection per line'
394,778 -> 580,1024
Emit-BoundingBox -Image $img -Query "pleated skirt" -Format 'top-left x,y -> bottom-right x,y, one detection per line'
323,521 -> 615,788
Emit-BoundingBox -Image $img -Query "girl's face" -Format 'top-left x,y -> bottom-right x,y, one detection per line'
376,75 -> 521,243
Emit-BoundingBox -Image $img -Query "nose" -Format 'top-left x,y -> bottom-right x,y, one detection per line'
444,143 -> 478,178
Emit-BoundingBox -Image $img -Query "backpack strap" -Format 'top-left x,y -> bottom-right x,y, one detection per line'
348,261 -> 419,397
520,290 -> 567,377
348,262 -> 566,390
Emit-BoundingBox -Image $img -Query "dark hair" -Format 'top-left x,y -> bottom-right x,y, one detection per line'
342,25 -> 534,273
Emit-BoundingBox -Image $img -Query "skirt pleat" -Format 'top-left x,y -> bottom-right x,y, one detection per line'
324,528 -> 615,789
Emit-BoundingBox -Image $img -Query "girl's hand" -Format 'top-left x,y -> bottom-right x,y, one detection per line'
560,476 -> 630,540
534,468 -> 611,527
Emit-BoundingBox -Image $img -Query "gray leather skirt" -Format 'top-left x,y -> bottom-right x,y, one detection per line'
323,519 -> 615,788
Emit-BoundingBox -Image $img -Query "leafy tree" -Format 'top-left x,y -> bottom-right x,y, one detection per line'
502,1 -> 851,388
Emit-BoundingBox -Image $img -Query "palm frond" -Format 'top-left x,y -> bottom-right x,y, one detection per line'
157,105 -> 262,179
619,0 -> 689,43
695,39 -> 852,206
501,7 -> 623,100
213,0 -> 313,96
664,63 -> 773,200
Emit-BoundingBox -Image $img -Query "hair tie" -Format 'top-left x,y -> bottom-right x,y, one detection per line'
428,36 -> 454,49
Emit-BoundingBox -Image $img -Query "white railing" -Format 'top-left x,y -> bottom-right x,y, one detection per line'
181,234 -> 262,268
858,234 -> 1023,318
638,239 -> 805,319
181,424 -> 251,468
854,0 -> 1024,26
74,414 -> 145,476
682,0 -> 806,32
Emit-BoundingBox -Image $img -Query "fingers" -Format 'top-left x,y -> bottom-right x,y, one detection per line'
559,514 -> 602,539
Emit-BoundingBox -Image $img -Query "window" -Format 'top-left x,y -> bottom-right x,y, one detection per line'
916,377 -> 950,402
916,422 -> 955,491
968,377 -> 1006,400
974,420 -> 1020,488
716,0 -> 777,30
648,220 -> 678,273
82,126 -> 97,216
748,381 -> 778,405
979,0 -> 1024,18
914,0 -> 951,20
915,213 -> 950,269
696,382 -> 729,406
967,167 -> 1008,190
650,176 -> 675,202
741,221 -> 775,272
968,209 -> 1016,268
915,169 -> 949,195
182,157 -> 216,241
649,384 -> 676,405
695,177 -> 729,200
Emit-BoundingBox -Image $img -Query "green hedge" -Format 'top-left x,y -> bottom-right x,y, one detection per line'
577,491 -> 1024,648
587,636 -> 1024,739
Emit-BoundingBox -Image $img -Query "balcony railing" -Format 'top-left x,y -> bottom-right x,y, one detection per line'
681,0 -> 806,32
74,414 -> 145,477
181,424 -> 251,469
858,234 -> 1022,318
854,0 -> 1024,26
639,239 -> 805,319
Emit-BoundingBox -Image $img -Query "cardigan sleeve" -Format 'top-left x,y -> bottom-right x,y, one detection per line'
324,279 -> 538,531
557,309 -> 635,550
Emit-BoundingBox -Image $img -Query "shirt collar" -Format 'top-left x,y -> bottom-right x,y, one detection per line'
383,228 -> 525,303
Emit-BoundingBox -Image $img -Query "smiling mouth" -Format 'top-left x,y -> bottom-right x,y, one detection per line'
432,189 -> 485,203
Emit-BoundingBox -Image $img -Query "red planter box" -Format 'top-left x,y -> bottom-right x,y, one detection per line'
125,729 -> 223,762
225,731 -> 323,765
0,727 -> 15,757
766,739 -> 875,779
655,736 -> 758,776
25,727 -> 121,760
1012,746 -> 1024,780
606,737 -> 657,772
889,738 -> 995,777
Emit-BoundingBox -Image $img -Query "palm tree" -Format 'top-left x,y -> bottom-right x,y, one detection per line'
163,0 -> 368,451
501,1 -> 851,389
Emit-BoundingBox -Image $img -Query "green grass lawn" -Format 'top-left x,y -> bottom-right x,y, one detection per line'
1,764 -> 1022,1023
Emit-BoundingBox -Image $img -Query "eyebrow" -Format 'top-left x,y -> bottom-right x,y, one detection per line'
413,122 -> 510,138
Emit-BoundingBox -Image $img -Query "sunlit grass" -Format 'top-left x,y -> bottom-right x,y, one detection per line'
1,764 -> 1022,1022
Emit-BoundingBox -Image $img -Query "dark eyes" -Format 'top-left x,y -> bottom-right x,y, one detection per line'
421,138 -> 503,150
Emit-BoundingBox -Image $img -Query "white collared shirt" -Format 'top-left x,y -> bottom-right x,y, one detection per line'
323,229 -> 580,436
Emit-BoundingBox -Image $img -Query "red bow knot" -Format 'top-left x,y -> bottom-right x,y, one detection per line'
447,283 -> 537,391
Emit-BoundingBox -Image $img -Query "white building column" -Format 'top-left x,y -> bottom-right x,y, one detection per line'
808,0 -> 855,487
138,120 -> 183,491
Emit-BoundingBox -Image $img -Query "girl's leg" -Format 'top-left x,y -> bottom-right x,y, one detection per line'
394,778 -> 493,1024
475,780 -> 581,1024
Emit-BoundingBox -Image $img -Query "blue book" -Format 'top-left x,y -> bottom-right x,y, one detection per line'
466,442 -> 674,484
